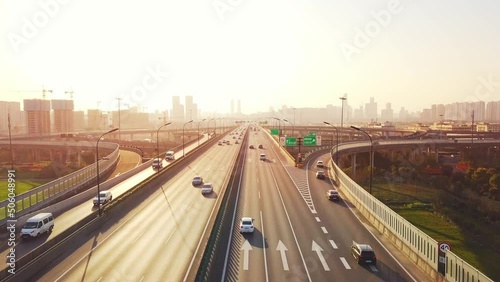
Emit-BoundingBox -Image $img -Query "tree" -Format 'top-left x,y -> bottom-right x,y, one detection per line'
490,174 -> 500,189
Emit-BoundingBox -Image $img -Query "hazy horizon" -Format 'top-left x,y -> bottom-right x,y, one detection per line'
1,0 -> 499,114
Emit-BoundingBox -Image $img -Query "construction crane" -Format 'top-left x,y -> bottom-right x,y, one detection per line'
65,89 -> 74,99
42,87 -> 53,99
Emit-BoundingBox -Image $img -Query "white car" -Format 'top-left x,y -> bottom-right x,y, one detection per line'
316,160 -> 324,168
240,217 -> 254,233
201,183 -> 213,194
152,158 -> 163,169
259,154 -> 266,161
93,190 -> 112,206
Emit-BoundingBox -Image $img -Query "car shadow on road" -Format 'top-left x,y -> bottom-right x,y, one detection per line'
240,229 -> 268,249
358,261 -> 407,282
203,191 -> 218,199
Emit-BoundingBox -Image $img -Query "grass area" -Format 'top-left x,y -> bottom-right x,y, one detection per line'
0,180 -> 45,201
370,181 -> 500,280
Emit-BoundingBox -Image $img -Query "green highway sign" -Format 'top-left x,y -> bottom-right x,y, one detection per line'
304,135 -> 317,146
271,128 -> 279,135
285,137 -> 297,146
309,131 -> 316,136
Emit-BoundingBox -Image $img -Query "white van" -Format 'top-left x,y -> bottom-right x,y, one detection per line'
165,151 -> 175,160
20,213 -> 54,239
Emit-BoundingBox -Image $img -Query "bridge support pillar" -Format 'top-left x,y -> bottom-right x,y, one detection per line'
352,154 -> 357,177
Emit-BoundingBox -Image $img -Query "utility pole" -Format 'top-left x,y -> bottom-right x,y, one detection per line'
115,97 -> 122,140
8,112 -> 14,170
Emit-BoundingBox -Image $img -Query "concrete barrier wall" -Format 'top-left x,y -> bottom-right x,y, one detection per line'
0,142 -> 119,227
330,146 -> 494,282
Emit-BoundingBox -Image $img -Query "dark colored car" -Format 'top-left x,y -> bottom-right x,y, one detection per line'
258,144 -> 263,149
316,171 -> 325,179
351,242 -> 377,265
326,190 -> 339,200
249,145 -> 254,149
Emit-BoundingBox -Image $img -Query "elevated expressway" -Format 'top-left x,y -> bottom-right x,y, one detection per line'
3,127 -> 496,281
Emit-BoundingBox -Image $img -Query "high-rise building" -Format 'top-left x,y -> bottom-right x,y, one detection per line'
172,96 -> 184,123
485,101 -> 500,122
364,97 -> 377,121
52,99 -> 74,133
73,111 -> 85,131
380,103 -> 393,121
185,96 -> 196,121
24,99 -> 51,135
87,109 -> 101,130
398,107 -> 409,121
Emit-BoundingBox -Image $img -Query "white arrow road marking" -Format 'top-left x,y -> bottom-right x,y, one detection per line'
369,265 -> 378,272
241,240 -> 253,270
276,240 -> 289,271
312,241 -> 330,271
340,257 -> 351,269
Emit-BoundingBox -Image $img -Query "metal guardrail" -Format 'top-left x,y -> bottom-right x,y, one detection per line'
331,141 -> 494,282
0,141 -> 119,226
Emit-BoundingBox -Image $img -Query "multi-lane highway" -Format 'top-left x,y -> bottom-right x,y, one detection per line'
215,129 -> 419,281
30,132 -> 242,281
7,126 -> 433,281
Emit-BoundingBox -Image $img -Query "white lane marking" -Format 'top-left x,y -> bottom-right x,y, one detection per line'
115,173 -> 121,177
259,191 -> 261,199
312,241 -> 330,271
96,277 -> 103,282
315,217 -> 321,222
321,227 -> 328,234
269,162 -> 312,281
132,227 -> 147,244
241,240 -> 252,271
329,239 -> 338,249
260,211 -> 269,282
369,265 -> 378,272
276,240 -> 289,271
340,257 -> 351,269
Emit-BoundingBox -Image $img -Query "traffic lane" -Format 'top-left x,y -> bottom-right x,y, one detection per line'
108,149 -> 142,177
35,140 -> 240,281
1,161 -> 155,263
307,156 -> 414,282
269,161 -> 351,281
259,159 -> 310,281
2,135 -> 215,272
230,149 -> 267,282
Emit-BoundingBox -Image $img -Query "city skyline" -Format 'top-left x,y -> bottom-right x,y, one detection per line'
1,1 -> 500,115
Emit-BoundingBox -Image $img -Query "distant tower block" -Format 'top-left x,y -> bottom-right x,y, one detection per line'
24,99 -> 51,135
52,99 -> 75,133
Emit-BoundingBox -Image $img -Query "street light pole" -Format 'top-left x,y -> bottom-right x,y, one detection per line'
197,119 -> 206,146
115,98 -> 122,141
96,127 -> 119,216
283,119 -> 294,137
340,95 -> 347,144
156,122 -> 171,174
351,126 -> 373,195
183,120 -> 193,157
324,121 -> 339,164
8,112 -> 14,170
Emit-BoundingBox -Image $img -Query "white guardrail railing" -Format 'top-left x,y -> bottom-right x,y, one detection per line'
331,141 -> 494,282
0,141 -> 120,226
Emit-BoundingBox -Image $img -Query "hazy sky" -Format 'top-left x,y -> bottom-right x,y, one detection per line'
1,0 -> 499,114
